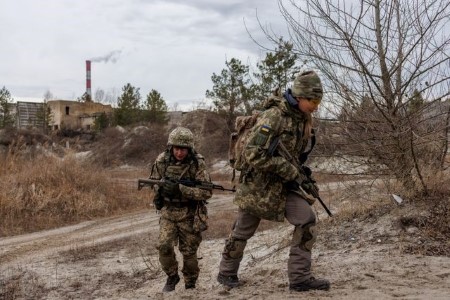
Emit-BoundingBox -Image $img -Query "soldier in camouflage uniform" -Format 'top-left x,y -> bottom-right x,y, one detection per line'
149,127 -> 212,292
217,71 -> 331,292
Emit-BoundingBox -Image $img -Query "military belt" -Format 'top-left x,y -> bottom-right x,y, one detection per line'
164,197 -> 190,208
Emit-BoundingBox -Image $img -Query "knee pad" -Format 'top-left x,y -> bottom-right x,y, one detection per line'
223,237 -> 247,259
292,223 -> 317,252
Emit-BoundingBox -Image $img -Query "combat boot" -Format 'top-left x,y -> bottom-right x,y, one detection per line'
162,274 -> 180,292
217,273 -> 239,288
289,277 -> 330,292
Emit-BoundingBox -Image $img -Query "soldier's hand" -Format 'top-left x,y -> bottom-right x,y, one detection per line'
285,180 -> 299,191
161,179 -> 181,199
301,166 -> 313,177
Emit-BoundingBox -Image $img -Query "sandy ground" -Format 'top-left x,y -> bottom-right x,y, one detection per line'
1,191 -> 449,299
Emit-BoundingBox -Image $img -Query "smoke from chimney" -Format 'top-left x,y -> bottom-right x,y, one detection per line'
85,50 -> 121,100
86,60 -> 92,99
90,50 -> 122,63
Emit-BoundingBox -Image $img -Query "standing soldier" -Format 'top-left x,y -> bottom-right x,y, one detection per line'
149,127 -> 212,292
217,71 -> 331,292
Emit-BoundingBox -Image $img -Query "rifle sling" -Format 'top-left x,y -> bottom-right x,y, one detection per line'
299,128 -> 315,164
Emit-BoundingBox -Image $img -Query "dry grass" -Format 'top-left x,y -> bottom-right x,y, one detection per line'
0,268 -> 49,300
0,144 -> 151,236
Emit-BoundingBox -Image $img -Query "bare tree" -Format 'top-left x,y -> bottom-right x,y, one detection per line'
103,88 -> 120,107
266,0 -> 450,197
39,90 -> 54,133
43,90 -> 54,101
94,88 -> 105,103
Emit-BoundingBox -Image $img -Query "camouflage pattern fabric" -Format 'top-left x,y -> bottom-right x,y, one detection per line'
149,150 -> 212,282
158,206 -> 202,283
167,127 -> 195,149
291,70 -> 323,100
234,93 -> 310,221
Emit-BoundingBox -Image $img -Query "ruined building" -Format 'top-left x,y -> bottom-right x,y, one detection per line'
12,100 -> 112,131
47,100 -> 112,131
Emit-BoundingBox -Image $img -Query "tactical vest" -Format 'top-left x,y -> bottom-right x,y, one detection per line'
162,150 -> 199,181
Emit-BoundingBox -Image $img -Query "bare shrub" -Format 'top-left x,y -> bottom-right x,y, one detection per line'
266,0 -> 450,198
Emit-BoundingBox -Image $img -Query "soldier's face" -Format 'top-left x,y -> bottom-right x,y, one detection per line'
173,146 -> 189,161
297,97 -> 320,113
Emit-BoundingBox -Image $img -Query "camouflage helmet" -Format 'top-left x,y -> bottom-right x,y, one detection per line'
167,127 -> 194,149
291,70 -> 323,100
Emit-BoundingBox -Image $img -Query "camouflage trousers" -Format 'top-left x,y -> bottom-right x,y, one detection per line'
158,205 -> 202,284
219,192 -> 317,284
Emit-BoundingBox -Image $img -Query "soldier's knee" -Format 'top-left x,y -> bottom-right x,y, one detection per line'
223,237 -> 247,259
183,253 -> 197,261
292,223 -> 317,251
158,243 -> 174,256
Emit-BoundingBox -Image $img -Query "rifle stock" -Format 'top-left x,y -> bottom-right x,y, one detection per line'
138,178 -> 236,192
277,142 -> 333,217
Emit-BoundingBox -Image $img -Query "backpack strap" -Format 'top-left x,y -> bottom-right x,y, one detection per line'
299,128 -> 316,164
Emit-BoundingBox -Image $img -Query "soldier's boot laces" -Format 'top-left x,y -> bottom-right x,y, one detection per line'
289,277 -> 330,292
217,273 -> 239,288
162,274 -> 180,292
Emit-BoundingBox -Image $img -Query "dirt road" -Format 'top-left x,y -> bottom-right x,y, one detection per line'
1,193 -> 449,299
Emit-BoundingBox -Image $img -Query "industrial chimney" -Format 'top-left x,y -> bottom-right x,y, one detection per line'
86,60 -> 92,100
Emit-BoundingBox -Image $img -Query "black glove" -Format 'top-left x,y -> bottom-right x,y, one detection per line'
286,166 -> 319,192
300,166 -> 318,190
285,180 -> 299,191
153,192 -> 164,210
161,179 -> 181,199
301,166 -> 313,178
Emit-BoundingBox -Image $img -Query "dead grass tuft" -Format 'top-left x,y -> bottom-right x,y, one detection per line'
400,195 -> 450,256
0,269 -> 49,300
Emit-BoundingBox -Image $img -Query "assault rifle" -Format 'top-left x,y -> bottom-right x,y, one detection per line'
276,141 -> 333,217
138,178 -> 236,192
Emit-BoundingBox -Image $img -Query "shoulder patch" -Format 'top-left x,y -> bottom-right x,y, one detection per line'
253,124 -> 272,145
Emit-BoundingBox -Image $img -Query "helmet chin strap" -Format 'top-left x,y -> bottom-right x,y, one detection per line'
283,88 -> 299,108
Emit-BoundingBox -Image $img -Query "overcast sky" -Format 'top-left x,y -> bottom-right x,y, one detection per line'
1,0 -> 287,110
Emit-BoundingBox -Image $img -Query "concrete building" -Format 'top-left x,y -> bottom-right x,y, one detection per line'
15,101 -> 45,129
47,100 -> 112,131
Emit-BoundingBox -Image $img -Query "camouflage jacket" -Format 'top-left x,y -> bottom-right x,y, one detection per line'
234,93 -> 310,221
150,150 -> 212,202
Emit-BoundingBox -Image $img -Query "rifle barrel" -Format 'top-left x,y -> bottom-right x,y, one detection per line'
137,178 -> 235,192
